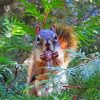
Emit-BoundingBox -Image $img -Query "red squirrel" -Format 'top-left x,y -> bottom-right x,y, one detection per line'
27,24 -> 77,96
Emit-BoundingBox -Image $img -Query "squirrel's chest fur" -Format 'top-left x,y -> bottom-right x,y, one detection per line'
33,45 -> 65,76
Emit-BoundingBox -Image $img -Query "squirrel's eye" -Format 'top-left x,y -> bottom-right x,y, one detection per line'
36,36 -> 41,43
37,37 -> 40,41
53,36 -> 58,44
54,36 -> 58,42
54,36 -> 57,40
53,34 -> 57,40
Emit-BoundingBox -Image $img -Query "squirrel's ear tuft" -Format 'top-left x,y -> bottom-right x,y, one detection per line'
35,25 -> 40,34
50,25 -> 56,32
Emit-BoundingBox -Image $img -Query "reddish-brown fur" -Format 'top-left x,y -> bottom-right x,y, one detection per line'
27,24 -> 78,96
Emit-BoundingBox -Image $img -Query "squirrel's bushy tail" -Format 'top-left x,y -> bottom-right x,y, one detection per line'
54,23 -> 78,50
54,23 -> 78,66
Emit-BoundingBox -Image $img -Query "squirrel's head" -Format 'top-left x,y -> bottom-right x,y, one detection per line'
35,25 -> 59,51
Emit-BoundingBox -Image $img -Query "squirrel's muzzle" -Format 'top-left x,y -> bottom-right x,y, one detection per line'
45,40 -> 50,47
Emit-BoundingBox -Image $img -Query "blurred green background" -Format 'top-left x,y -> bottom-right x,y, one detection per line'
0,0 -> 100,99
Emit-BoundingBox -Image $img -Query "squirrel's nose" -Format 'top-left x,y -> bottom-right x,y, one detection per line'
45,41 -> 50,47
